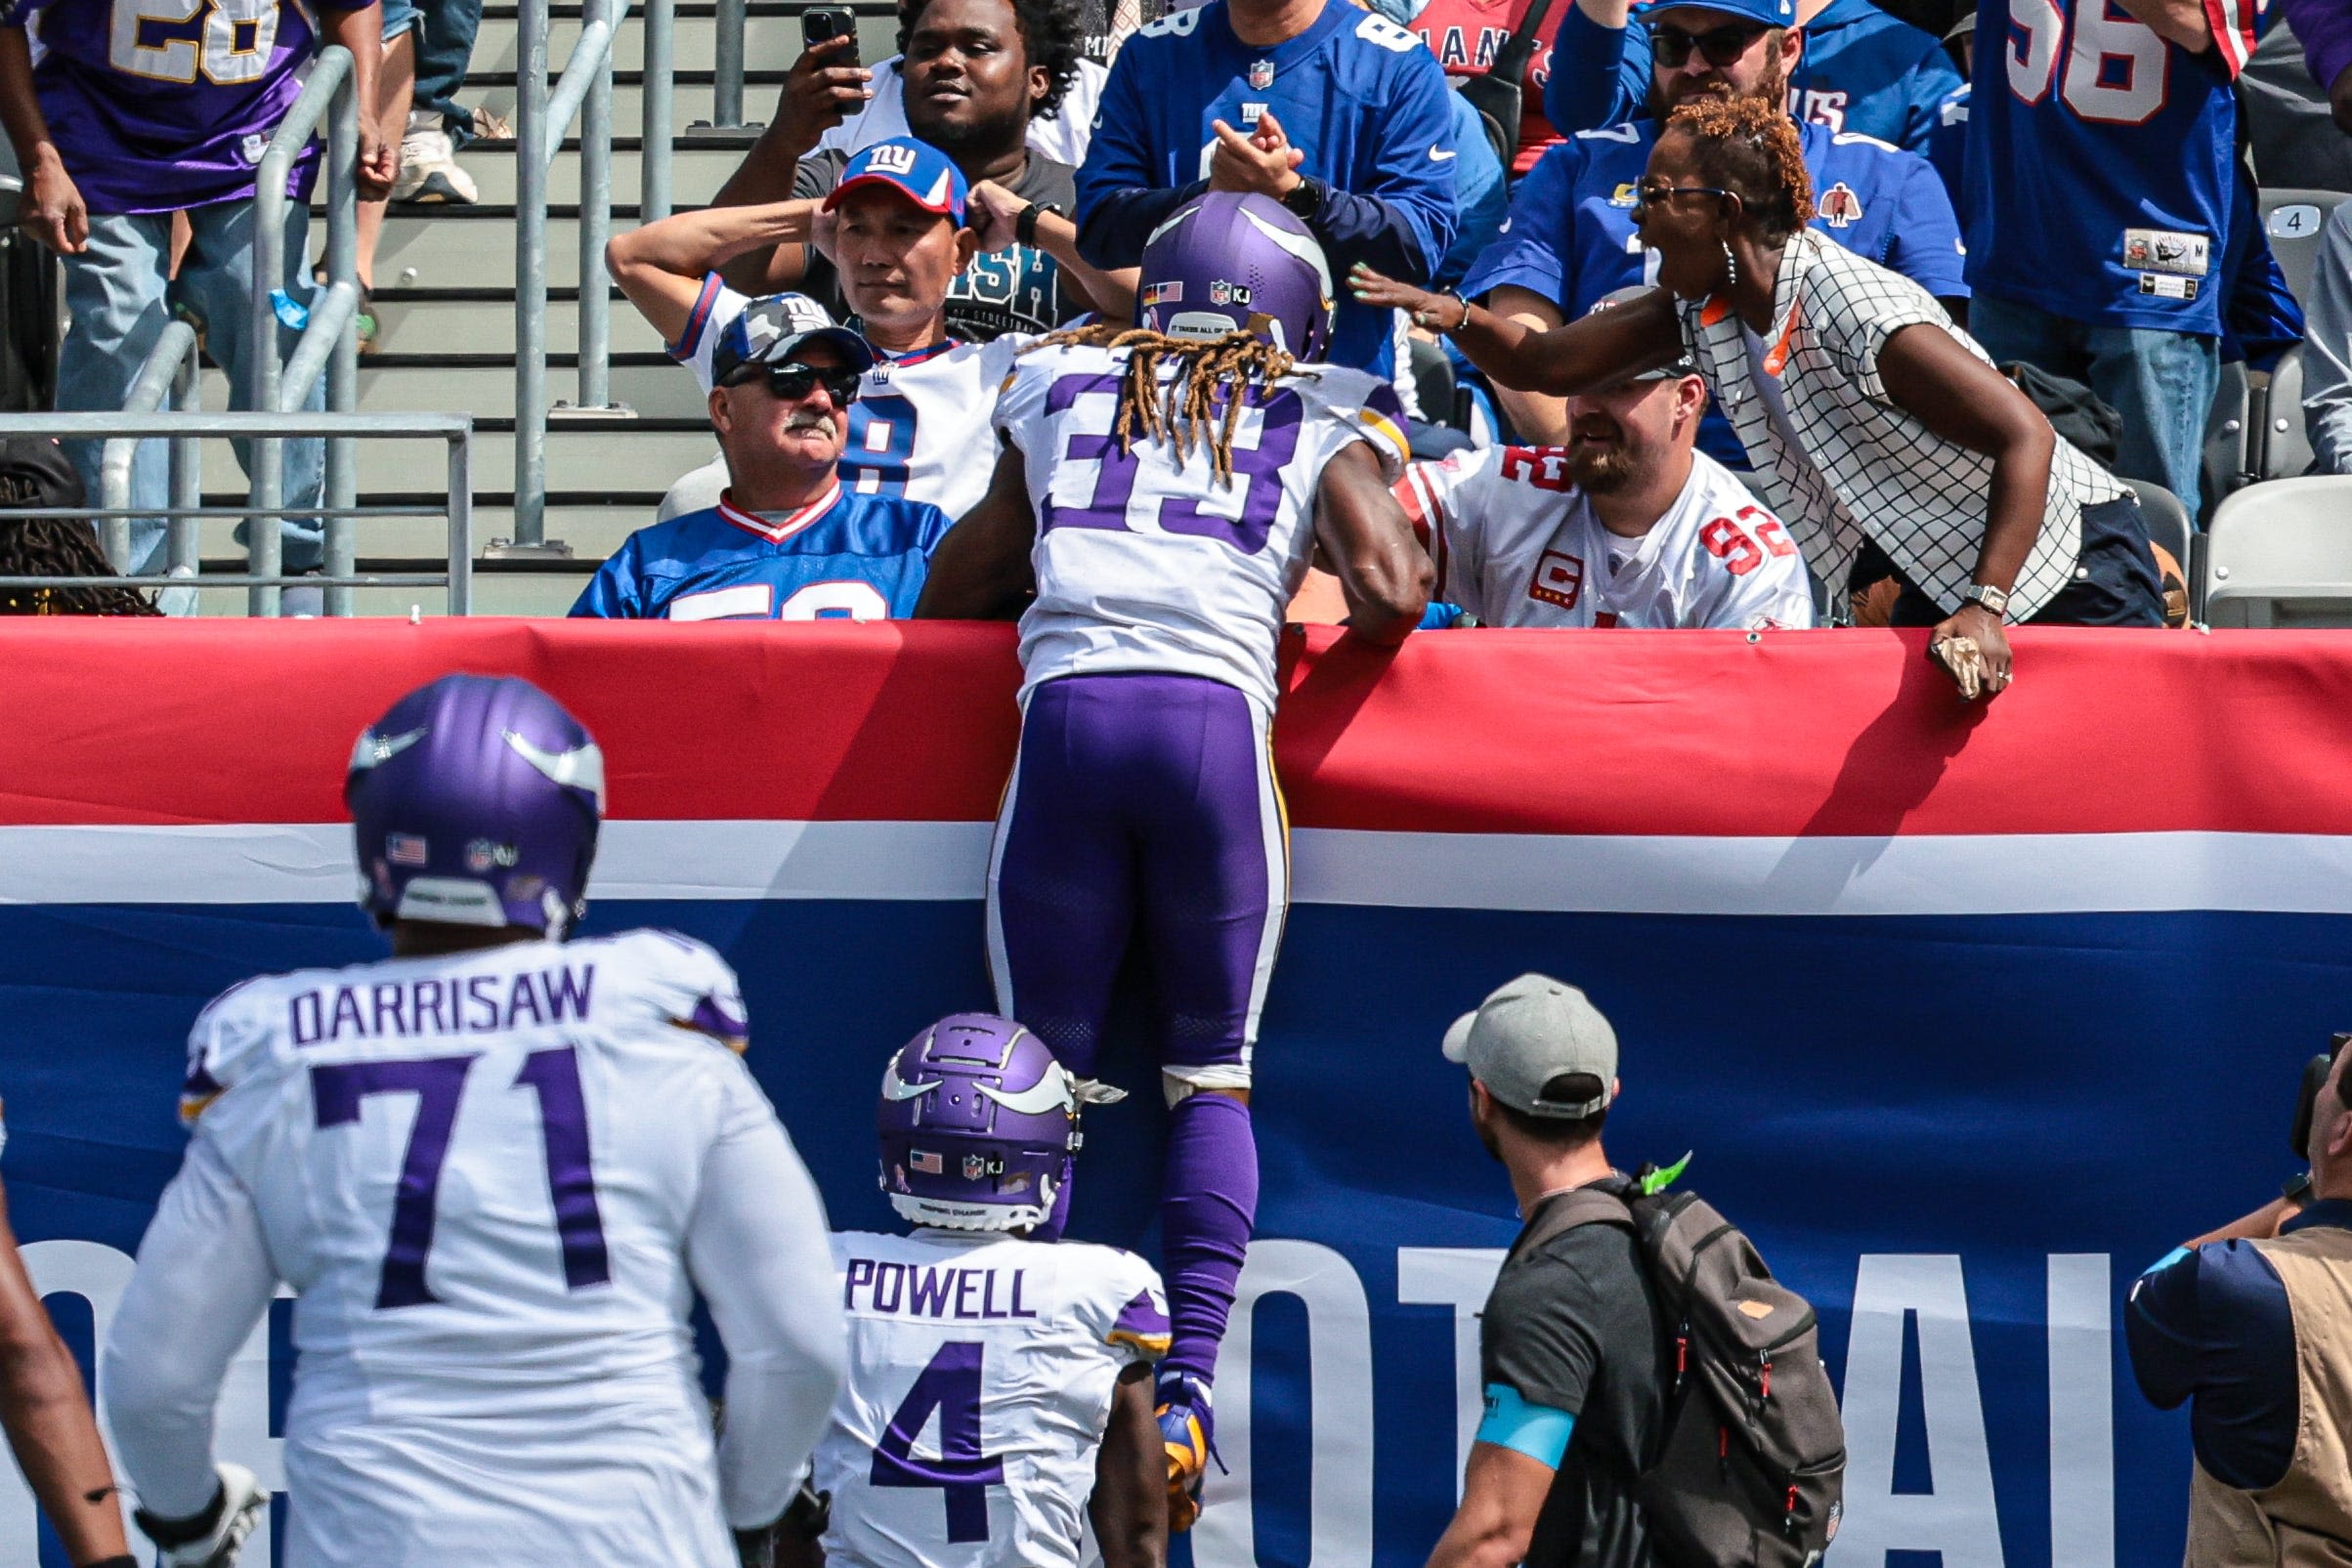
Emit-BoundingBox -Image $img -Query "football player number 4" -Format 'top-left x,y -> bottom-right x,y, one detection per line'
310,1046 -> 611,1310
2005,0 -> 2167,124
109,0 -> 279,85
873,1340 -> 1005,1542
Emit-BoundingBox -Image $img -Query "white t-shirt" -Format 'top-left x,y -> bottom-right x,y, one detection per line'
815,1229 -> 1168,1568
995,340 -> 1413,707
663,275 -> 1029,524
1396,444 -> 1817,629
816,55 -> 1108,167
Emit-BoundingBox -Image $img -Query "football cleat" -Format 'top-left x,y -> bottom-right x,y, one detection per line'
1156,1375 -> 1216,1533
135,1462 -> 266,1567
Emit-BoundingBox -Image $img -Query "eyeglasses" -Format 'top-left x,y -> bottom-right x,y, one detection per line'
748,361 -> 864,405
1646,20 -> 1771,66
1632,184 -> 1732,212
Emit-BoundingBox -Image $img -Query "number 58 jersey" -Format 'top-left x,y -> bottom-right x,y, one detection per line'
997,341 -> 1413,709
814,1229 -> 1171,1568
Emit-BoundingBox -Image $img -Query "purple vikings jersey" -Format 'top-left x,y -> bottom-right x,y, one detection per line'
5,0 -> 373,213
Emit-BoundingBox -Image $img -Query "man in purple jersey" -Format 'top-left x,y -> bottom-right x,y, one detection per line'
0,0 -> 390,611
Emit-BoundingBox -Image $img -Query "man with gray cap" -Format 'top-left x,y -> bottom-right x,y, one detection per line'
1426,974 -> 1666,1568
1393,292 -> 1812,630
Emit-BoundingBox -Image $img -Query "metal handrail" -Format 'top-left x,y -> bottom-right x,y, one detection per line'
250,43 -> 361,616
0,411 -> 476,614
98,319 -> 201,585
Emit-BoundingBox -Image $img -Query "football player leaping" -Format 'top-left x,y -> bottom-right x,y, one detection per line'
100,674 -> 847,1567
785,1013 -> 1169,1568
917,191 -> 1432,1528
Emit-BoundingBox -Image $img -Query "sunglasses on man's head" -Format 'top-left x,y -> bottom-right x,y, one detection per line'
1647,19 -> 1772,66
731,361 -> 864,405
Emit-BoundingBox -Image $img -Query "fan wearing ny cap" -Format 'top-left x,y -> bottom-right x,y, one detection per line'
569,294 -> 954,622
1431,974 -> 1668,1568
1396,286 -> 1813,630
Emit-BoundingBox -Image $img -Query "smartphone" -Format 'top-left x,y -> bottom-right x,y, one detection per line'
802,6 -> 859,62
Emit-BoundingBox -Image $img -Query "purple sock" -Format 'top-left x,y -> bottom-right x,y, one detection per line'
1158,1091 -> 1260,1388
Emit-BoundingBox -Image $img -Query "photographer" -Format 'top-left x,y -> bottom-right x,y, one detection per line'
2125,1036 -> 2352,1564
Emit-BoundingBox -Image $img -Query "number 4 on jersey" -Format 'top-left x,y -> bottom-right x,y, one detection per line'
872,1340 -> 1005,1542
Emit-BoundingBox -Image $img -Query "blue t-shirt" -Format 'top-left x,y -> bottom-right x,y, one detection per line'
1074,0 -> 1461,374
1962,0 -> 2255,334
570,486 -> 951,621
1460,117 -> 1966,462
1539,0 -> 1963,153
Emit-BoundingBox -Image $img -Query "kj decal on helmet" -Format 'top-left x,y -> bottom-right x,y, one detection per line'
877,1013 -> 1126,1232
1135,191 -> 1335,361
345,674 -> 605,939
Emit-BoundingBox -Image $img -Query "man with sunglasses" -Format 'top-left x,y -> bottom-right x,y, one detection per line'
569,294 -> 952,620
1456,0 -> 1964,453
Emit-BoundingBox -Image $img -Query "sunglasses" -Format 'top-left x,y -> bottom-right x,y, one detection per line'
1647,20 -> 1772,66
730,361 -> 864,405
1632,184 -> 1732,212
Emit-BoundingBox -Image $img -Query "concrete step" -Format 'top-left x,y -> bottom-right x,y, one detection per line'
200,355 -> 711,418
196,423 -> 714,497
372,208 -> 631,289
362,289 -> 674,359
324,140 -> 747,209
177,497 -> 658,567
469,72 -> 793,138
469,12 -> 903,77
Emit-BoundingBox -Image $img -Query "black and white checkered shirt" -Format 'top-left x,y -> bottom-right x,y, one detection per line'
1678,232 -> 2121,620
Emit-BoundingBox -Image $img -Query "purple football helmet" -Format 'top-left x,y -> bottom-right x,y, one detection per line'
1135,191 -> 1334,361
345,674 -> 605,938
878,1013 -> 1106,1231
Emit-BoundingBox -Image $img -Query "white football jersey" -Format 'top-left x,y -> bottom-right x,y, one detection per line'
997,340 -> 1414,707
179,929 -> 785,1561
814,1229 -> 1169,1568
663,276 -> 1028,523
1395,445 -> 1817,630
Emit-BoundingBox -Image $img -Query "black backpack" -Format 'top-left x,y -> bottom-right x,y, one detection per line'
1515,1172 -> 1846,1568
1453,0 -> 1554,168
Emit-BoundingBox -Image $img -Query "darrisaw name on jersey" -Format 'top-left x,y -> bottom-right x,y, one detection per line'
843,1258 -> 1042,1322
287,963 -> 596,1045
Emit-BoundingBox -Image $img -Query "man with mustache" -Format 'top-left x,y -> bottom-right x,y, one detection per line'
1395,290 -> 1813,628
569,293 -> 951,621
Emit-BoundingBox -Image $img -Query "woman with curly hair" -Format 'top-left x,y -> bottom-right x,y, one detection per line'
1353,92 -> 2163,700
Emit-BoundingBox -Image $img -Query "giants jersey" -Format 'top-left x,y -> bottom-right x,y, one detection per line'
1962,0 -> 2258,333
5,0 -> 367,212
671,275 -> 1030,520
1397,445 -> 1816,628
995,341 -> 1413,707
815,1230 -> 1169,1568
177,930 -> 779,1558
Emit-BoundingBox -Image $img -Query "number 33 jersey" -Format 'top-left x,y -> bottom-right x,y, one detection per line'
996,341 -> 1413,709
815,1229 -> 1170,1568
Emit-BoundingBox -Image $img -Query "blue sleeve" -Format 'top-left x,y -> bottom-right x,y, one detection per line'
1542,5 -> 1649,137
569,538 -> 644,618
1924,86 -> 1968,209
1074,40 -> 1204,268
1460,141 -> 1579,305
1475,1381 -> 1576,1466
1435,95 -> 1509,287
1311,45 -> 1460,282
1877,147 -> 1969,301
917,502 -> 956,557
2222,174 -> 2306,372
1892,48 -> 1965,153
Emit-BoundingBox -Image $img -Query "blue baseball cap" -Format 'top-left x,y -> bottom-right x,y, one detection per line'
711,291 -> 877,386
823,136 -> 970,227
1639,0 -> 1798,28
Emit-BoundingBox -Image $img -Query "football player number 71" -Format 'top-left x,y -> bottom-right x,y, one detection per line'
309,1046 -> 611,1310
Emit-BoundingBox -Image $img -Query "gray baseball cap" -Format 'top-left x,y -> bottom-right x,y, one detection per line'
1442,974 -> 1619,1118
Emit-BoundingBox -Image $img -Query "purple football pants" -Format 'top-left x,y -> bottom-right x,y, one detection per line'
988,671 -> 1285,1386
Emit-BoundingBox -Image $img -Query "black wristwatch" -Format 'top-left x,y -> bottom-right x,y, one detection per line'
2285,1169 -> 2316,1206
1281,176 -> 1326,225
1014,200 -> 1064,246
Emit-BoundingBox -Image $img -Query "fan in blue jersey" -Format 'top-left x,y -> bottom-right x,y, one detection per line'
570,295 -> 952,620
1544,0 -> 1962,152
1960,0 -> 2261,521
1072,0 -> 1460,377
1458,0 -> 1965,462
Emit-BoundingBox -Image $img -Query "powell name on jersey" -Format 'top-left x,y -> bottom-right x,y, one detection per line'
995,340 -> 1412,707
1397,445 -> 1817,628
816,1230 -> 1169,1568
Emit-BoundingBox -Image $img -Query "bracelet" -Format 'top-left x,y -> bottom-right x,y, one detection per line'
1014,201 -> 1044,247
1413,289 -> 1469,335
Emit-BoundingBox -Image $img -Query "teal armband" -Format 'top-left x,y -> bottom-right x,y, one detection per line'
1475,1382 -> 1575,1467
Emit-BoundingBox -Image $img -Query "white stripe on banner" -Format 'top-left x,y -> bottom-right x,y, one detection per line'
3,823 -> 2351,916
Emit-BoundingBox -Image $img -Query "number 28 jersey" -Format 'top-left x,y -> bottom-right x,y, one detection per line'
814,1230 -> 1170,1568
996,340 -> 1413,708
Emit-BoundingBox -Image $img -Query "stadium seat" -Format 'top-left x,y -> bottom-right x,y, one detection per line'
2202,476 -> 2352,625
2259,189 -> 2347,306
2260,343 -> 2318,481
2203,360 -> 2255,511
2126,480 -> 2193,566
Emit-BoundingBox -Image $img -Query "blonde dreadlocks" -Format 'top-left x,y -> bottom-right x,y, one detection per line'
1025,324 -> 1319,483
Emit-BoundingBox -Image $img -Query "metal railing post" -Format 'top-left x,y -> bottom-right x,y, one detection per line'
98,319 -> 195,572
167,344 -> 201,588
515,0 -> 550,545
714,0 -> 746,127
641,0 -> 675,222
447,430 -> 473,614
322,70 -> 361,617
577,0 -> 615,409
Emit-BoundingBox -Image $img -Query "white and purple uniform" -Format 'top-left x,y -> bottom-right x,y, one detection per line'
99,930 -> 845,1566
815,1230 -> 1169,1568
1397,445 -> 1817,629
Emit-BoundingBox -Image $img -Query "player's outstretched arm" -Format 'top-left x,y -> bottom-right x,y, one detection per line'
0,1179 -> 131,1564
1089,1364 -> 1167,1568
605,202 -> 824,347
914,447 -> 1039,621
1348,266 -> 1686,399
685,1115 -> 847,1535
1312,444 -> 1434,647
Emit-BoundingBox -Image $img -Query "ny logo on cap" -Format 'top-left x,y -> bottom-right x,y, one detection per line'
867,145 -> 919,175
